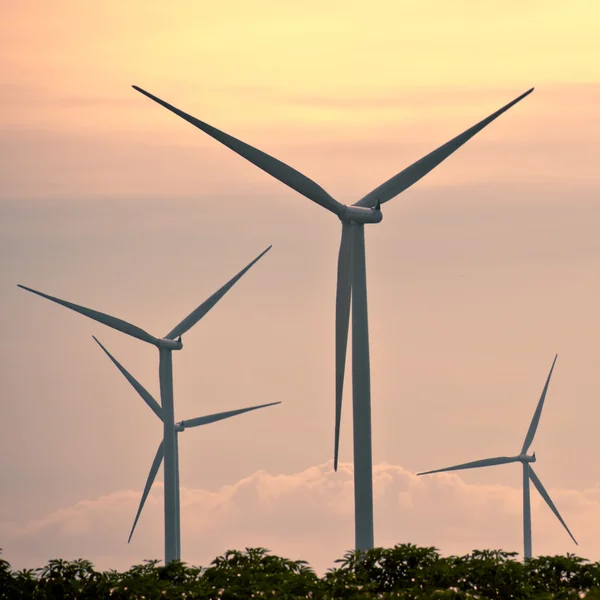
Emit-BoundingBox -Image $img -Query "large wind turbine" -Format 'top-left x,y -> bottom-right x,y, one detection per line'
92,335 -> 279,560
417,355 -> 577,559
18,246 -> 275,563
132,84 -> 533,550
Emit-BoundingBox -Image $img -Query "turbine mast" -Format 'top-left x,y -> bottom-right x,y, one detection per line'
523,461 -> 532,559
159,348 -> 178,563
175,428 -> 181,560
351,224 -> 374,550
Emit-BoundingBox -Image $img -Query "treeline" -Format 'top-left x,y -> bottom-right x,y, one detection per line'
3,544 -> 600,599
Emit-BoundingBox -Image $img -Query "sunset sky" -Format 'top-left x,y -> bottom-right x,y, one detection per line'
2,0 -> 600,573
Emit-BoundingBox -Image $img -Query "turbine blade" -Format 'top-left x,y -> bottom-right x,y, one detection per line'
17,285 -> 159,346
165,246 -> 272,340
128,441 -> 164,543
417,455 -> 520,476
132,86 -> 346,217
180,401 -> 280,429
354,88 -> 534,208
92,336 -> 163,420
529,467 -> 578,545
334,224 -> 353,471
521,354 -> 558,454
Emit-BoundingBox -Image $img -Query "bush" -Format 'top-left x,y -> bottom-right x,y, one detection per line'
2,545 -> 600,599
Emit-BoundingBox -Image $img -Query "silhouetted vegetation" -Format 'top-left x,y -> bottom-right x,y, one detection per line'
3,544 -> 600,599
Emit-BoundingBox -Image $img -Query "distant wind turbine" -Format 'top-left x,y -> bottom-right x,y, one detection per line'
132,84 -> 533,551
92,335 -> 278,558
18,246 -> 277,563
417,355 -> 577,559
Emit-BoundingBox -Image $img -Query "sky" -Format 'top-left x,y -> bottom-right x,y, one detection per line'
2,0 -> 600,575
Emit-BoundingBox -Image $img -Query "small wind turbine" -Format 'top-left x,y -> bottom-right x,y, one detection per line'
18,246 -> 276,563
92,336 -> 278,560
417,355 -> 577,559
132,83 -> 533,550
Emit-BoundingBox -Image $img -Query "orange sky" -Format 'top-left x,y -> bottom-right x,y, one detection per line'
2,0 -> 600,572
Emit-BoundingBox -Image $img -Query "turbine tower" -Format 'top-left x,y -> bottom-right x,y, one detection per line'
18,246 -> 274,563
132,84 -> 533,550
417,355 -> 577,559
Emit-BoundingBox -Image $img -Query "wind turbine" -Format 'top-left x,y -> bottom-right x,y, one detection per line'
417,355 -> 577,559
92,335 -> 279,560
18,245 -> 276,563
132,83 -> 534,551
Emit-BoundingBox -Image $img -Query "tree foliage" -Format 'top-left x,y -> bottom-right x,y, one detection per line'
2,545 -> 600,599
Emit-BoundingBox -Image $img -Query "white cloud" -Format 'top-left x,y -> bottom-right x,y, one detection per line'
2,461 -> 599,575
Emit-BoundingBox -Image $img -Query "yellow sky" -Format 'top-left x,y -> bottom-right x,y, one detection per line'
2,0 -> 599,133
1,1 -> 598,202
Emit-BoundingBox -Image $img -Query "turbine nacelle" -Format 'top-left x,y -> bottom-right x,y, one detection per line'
159,337 -> 183,351
175,421 -> 185,432
519,452 -> 536,463
341,205 -> 383,225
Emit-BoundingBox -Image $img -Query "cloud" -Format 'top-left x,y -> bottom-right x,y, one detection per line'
2,461 -> 599,575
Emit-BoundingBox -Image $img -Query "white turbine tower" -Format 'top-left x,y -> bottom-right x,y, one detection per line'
132,84 -> 533,550
18,246 -> 276,563
417,355 -> 577,559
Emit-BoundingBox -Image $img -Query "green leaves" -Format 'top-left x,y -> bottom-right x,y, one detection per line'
2,545 -> 600,599
202,547 -> 320,598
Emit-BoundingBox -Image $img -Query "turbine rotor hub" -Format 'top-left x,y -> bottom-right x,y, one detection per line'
519,453 -> 536,463
159,338 -> 183,351
175,421 -> 185,432
340,205 -> 383,225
